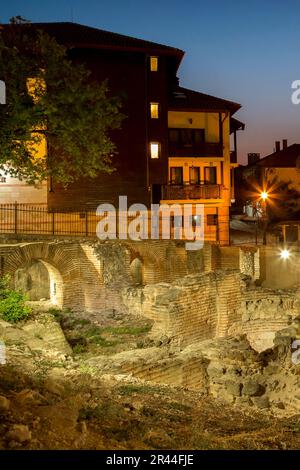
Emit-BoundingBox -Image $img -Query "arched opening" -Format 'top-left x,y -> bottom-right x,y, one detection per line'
130,257 -> 143,285
14,259 -> 63,308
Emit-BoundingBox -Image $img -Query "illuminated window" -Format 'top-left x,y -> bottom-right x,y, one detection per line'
204,167 -> 217,184
150,56 -> 158,72
150,102 -> 159,119
189,167 -> 200,184
150,142 -> 160,159
170,167 -> 183,184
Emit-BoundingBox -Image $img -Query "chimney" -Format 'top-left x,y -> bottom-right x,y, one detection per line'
275,141 -> 281,152
282,139 -> 288,149
248,153 -> 260,165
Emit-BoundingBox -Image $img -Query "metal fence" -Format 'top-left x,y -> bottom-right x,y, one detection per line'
0,203 -> 222,242
0,204 -> 100,236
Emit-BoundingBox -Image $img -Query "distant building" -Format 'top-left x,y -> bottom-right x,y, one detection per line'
238,140 -> 300,242
0,22 -> 244,245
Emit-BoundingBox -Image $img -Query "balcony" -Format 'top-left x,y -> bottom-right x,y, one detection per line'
162,184 -> 222,200
168,142 -> 223,158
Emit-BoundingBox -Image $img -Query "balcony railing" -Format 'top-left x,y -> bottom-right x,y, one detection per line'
168,142 -> 223,158
162,184 -> 221,200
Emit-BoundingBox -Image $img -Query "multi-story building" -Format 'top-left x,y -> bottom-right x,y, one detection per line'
238,141 -> 300,243
0,22 -> 244,245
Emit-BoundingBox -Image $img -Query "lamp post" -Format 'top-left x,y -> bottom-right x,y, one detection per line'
260,191 -> 268,245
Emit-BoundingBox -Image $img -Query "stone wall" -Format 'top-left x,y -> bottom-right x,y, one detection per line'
123,270 -> 243,347
229,287 -> 300,351
0,239 -> 206,315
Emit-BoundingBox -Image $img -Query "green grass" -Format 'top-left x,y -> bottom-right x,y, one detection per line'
118,384 -> 162,396
88,335 -> 119,347
85,326 -> 102,337
73,344 -> 88,354
166,402 -> 192,412
102,325 -> 151,335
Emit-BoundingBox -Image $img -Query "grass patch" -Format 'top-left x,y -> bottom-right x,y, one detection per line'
85,326 -> 103,337
88,335 -> 119,347
73,318 -> 91,327
166,402 -> 192,413
73,343 -> 88,354
118,384 -> 162,396
102,325 -> 151,335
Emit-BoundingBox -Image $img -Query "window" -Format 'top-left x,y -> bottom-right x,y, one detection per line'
180,129 -> 193,146
204,166 -> 217,184
150,142 -> 160,159
170,167 -> 183,184
207,214 -> 218,226
150,56 -> 158,72
169,129 -> 180,143
0,177 -> 6,183
189,215 -> 201,228
194,129 -> 205,143
150,102 -> 159,119
189,167 -> 200,184
168,128 -> 205,146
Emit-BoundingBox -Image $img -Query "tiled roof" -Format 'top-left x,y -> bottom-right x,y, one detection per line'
1,22 -> 184,59
169,86 -> 241,114
248,144 -> 300,168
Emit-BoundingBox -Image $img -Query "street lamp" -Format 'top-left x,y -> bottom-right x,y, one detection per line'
280,249 -> 290,260
260,191 -> 268,201
259,191 -> 269,245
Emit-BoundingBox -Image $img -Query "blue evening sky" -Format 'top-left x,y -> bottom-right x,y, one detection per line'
1,0 -> 300,163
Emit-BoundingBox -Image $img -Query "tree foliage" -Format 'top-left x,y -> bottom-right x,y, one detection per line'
0,21 -> 124,185
0,274 -> 30,323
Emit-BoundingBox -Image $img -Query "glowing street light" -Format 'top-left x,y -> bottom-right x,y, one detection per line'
260,191 -> 268,201
280,249 -> 290,260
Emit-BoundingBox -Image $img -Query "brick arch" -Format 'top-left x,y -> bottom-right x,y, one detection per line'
0,241 -> 102,312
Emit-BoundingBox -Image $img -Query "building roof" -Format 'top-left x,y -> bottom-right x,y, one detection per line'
168,86 -> 241,114
1,22 -> 184,62
230,117 -> 245,133
247,144 -> 300,168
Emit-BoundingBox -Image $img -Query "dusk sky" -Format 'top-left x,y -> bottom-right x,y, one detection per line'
1,0 -> 300,164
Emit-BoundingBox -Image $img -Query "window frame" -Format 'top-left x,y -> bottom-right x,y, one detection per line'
189,166 -> 200,185
150,56 -> 158,72
168,128 -> 205,146
150,102 -> 159,119
170,166 -> 183,185
204,166 -> 217,185
150,142 -> 161,159
207,214 -> 218,226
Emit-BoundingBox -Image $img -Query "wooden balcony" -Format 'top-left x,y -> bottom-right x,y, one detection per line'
162,184 -> 222,200
168,142 -> 223,158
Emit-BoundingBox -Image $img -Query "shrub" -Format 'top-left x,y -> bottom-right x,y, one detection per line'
0,289 -> 31,323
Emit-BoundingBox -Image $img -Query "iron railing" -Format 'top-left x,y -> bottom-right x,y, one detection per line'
161,184 -> 221,200
0,203 -> 223,242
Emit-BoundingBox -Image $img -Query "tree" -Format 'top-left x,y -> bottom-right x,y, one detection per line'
0,21 -> 124,186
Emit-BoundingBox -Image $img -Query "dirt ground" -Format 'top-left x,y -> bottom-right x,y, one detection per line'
0,364 -> 300,450
1,307 -> 300,450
